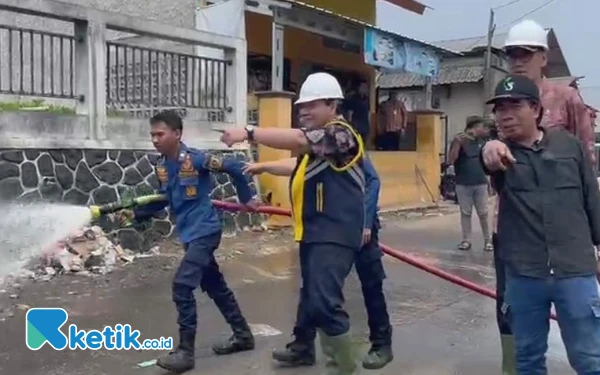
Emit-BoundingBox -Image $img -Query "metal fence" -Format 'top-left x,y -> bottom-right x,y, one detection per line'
0,25 -> 75,98
105,42 -> 229,118
0,24 -> 232,120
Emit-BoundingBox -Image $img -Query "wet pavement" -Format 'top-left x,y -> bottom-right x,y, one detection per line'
0,205 -> 575,375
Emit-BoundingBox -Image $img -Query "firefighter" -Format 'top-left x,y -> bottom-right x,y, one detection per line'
219,72 -> 366,374
243,157 -> 393,370
116,110 -> 257,373
485,19 -> 596,375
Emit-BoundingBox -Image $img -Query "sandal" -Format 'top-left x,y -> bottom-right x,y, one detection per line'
458,241 -> 472,251
484,241 -> 494,252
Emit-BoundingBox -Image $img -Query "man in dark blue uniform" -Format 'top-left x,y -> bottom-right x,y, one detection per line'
220,72 -> 366,374
243,157 -> 393,369
118,110 -> 257,373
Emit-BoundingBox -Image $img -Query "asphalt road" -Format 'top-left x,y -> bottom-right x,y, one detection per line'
0,207 -> 574,375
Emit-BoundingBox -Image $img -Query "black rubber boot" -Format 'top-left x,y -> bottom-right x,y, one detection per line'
212,324 -> 255,355
272,339 -> 316,366
209,285 -> 255,355
156,331 -> 195,373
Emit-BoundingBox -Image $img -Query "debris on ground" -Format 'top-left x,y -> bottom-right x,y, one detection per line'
32,226 -> 159,279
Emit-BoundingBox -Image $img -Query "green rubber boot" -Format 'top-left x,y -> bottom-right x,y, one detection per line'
322,336 -> 337,368
501,334 -> 516,375
318,331 -> 360,375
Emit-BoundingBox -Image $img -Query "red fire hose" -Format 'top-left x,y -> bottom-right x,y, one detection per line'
212,200 -> 558,321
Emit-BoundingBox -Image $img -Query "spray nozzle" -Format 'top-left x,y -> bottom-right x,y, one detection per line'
88,194 -> 168,220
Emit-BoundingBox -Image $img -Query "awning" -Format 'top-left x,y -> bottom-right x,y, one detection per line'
282,0 -> 460,56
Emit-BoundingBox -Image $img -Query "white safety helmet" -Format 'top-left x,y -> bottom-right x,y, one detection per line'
295,72 -> 344,105
504,20 -> 548,51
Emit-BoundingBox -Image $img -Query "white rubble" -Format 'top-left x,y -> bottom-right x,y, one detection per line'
38,225 -> 147,277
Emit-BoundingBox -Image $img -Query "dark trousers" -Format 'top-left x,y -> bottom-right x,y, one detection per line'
294,232 -> 392,345
295,241 -> 356,337
493,233 -> 512,335
173,232 -> 249,336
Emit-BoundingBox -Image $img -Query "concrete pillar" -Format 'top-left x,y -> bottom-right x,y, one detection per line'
271,20 -> 284,91
74,20 -> 107,140
255,90 -> 295,227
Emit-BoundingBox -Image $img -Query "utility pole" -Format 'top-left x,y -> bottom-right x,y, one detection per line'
483,8 -> 496,116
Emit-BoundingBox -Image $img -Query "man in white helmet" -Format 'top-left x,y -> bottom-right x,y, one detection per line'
482,19 -> 598,375
484,19 -> 595,165
220,72 -> 366,374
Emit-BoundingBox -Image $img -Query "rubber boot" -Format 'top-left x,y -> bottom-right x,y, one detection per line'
156,331 -> 195,373
319,331 -> 360,375
210,288 -> 255,355
272,339 -> 316,366
322,337 -> 337,368
212,322 -> 255,355
501,334 -> 516,375
362,345 -> 393,370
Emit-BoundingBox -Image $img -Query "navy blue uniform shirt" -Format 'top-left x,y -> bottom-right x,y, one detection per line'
134,143 -> 253,244
363,157 -> 381,231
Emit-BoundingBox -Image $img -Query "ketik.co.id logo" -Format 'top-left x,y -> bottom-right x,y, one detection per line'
26,307 -> 172,350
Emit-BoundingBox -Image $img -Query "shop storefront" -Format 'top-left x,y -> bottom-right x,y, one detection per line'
244,0 -> 460,210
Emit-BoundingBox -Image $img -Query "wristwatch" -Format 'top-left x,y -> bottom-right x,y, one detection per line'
245,125 -> 256,142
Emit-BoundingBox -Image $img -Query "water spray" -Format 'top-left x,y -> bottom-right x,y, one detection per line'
88,194 -> 168,221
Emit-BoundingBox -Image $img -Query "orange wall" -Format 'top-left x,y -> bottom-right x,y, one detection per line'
246,12 -> 372,85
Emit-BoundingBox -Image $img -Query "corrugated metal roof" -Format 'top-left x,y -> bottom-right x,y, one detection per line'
285,0 -> 461,56
378,64 -> 484,88
434,28 -> 552,53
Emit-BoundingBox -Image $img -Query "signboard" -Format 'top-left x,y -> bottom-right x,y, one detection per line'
404,40 -> 440,77
364,28 -> 405,70
363,28 -> 440,77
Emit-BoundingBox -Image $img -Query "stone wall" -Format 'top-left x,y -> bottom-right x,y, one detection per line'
0,148 -> 262,252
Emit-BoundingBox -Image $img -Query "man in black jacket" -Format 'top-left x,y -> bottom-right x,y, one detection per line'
481,75 -> 600,375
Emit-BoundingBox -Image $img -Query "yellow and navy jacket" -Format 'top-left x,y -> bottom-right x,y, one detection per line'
134,143 -> 253,244
290,120 -> 366,250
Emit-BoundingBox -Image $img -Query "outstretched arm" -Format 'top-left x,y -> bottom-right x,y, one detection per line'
254,158 -> 297,176
195,153 -> 253,204
133,167 -> 169,219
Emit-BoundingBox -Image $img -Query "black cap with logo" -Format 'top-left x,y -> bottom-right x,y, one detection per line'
486,75 -> 540,105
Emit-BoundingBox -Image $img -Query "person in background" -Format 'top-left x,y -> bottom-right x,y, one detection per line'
502,19 -> 595,163
346,81 -> 372,144
447,115 -> 492,252
485,19 -> 597,375
376,92 -> 407,151
482,74 -> 600,375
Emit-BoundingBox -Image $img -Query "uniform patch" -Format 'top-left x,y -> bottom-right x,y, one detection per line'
185,185 -> 197,198
179,154 -> 197,178
206,155 -> 224,171
156,166 -> 168,183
